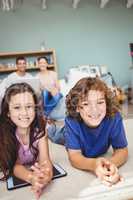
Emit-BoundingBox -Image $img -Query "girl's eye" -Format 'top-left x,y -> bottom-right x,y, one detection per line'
26,105 -> 34,109
13,106 -> 20,110
97,101 -> 105,104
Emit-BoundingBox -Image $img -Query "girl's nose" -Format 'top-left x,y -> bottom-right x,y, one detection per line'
20,107 -> 28,114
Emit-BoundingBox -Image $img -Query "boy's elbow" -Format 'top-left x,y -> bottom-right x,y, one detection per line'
124,147 -> 128,161
121,147 -> 128,159
116,147 -> 128,164
69,157 -> 77,168
68,153 -> 81,169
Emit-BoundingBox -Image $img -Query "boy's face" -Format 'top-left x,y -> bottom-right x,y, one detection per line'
77,90 -> 106,128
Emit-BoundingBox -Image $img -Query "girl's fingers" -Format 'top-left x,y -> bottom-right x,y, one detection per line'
34,187 -> 42,200
31,181 -> 44,190
31,163 -> 40,171
31,165 -> 45,178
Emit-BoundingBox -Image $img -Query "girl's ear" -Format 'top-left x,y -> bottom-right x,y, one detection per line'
76,106 -> 79,113
7,113 -> 10,118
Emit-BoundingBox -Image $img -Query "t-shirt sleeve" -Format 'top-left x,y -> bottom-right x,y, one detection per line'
64,117 -> 81,150
110,113 -> 128,149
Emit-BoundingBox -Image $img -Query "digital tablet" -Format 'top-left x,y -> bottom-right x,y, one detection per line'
7,163 -> 67,190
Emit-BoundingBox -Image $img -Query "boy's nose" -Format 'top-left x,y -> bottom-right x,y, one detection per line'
90,104 -> 97,111
89,104 -> 99,117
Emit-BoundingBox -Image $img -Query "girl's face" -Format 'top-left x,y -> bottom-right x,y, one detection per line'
38,58 -> 48,71
77,90 -> 106,127
8,92 -> 35,131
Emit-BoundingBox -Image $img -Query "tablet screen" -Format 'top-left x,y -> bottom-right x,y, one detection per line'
7,164 -> 67,190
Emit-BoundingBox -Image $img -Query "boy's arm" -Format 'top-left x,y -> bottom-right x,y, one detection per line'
68,148 -> 125,186
67,149 -> 97,173
110,147 -> 128,167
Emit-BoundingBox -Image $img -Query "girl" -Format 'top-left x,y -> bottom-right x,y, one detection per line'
0,82 -> 53,199
36,56 -> 63,118
36,56 -> 60,96
65,77 -> 128,186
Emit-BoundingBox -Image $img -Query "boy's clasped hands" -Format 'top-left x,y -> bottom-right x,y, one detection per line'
28,161 -> 53,199
94,157 -> 122,186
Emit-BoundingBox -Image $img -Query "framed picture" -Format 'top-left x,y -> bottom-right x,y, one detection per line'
79,65 -> 91,75
89,65 -> 101,77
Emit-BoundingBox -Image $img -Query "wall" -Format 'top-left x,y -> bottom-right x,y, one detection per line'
0,0 -> 133,86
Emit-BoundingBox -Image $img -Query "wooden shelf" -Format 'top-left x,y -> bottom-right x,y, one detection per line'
0,49 -> 57,73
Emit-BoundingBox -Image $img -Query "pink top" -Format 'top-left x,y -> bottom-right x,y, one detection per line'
16,132 -> 39,165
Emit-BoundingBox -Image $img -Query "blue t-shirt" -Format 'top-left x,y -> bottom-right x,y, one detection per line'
64,112 -> 128,158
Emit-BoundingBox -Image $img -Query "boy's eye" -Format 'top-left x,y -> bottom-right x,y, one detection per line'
79,103 -> 88,109
82,103 -> 88,106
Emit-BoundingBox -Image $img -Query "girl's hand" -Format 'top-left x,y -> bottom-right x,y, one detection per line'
49,87 -> 59,96
28,163 -> 47,199
28,172 -> 43,199
29,161 -> 53,198
39,160 -> 53,184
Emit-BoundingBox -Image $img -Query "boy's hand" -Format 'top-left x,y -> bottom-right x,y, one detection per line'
102,162 -> 122,186
95,157 -> 121,186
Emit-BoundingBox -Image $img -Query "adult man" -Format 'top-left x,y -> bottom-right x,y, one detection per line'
0,56 -> 33,97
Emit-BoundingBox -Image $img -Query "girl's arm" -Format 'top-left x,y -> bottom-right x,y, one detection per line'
38,133 -> 52,165
13,163 -> 33,183
38,132 -> 53,180
54,72 -> 60,91
13,133 -> 53,183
